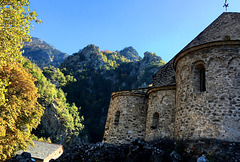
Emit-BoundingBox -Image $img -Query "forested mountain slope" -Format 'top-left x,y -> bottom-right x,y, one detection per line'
59,44 -> 165,142
23,39 -> 165,142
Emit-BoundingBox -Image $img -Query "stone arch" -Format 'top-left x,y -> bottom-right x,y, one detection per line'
160,95 -> 170,104
114,111 -> 120,125
151,112 -> 159,130
228,57 -> 240,68
192,60 -> 205,69
228,58 -> 240,87
228,57 -> 240,76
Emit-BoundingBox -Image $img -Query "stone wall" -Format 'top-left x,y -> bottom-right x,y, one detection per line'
175,44 -> 240,142
145,87 -> 176,141
103,89 -> 148,145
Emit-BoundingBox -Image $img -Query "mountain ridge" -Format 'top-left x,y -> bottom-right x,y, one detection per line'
22,38 -> 165,142
22,37 -> 69,69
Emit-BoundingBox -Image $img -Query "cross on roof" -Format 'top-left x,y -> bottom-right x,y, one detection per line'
223,0 -> 229,12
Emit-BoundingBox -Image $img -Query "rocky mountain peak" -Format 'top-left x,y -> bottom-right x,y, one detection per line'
31,37 -> 55,49
143,52 -> 162,63
22,37 -> 68,69
81,44 -> 101,55
119,46 -> 141,62
75,44 -> 106,69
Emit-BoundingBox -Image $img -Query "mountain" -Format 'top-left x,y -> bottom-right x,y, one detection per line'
22,37 -> 68,69
22,39 -> 165,142
59,44 -> 165,142
119,46 -> 141,61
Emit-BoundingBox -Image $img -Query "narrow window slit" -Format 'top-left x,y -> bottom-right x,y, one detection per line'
151,112 -> 159,130
200,68 -> 206,91
114,111 -> 120,125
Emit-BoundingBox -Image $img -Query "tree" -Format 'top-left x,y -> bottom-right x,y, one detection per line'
0,64 -> 44,160
0,0 -> 41,105
22,58 -> 84,145
0,0 -> 41,65
0,0 -> 42,160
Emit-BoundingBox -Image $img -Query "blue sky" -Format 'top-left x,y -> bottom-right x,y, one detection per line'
29,0 -> 240,62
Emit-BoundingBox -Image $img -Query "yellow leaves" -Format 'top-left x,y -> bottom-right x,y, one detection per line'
0,64 -> 44,160
0,79 -> 8,105
0,126 -> 6,137
32,134 -> 51,143
0,118 -> 6,137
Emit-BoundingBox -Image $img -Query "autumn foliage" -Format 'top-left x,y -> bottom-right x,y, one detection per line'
0,64 -> 44,160
0,0 -> 43,160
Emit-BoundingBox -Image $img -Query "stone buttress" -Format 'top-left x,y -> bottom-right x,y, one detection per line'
145,86 -> 176,141
103,89 -> 148,145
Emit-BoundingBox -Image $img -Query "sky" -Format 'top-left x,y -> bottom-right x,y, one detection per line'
29,0 -> 240,62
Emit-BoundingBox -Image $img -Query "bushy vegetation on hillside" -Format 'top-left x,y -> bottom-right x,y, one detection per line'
22,58 -> 84,144
42,66 -> 76,87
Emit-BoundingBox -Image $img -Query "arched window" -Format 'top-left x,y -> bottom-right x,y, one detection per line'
151,112 -> 159,130
194,63 -> 206,92
114,111 -> 120,125
200,68 -> 206,91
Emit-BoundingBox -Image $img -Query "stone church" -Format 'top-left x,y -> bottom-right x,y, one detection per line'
103,12 -> 240,145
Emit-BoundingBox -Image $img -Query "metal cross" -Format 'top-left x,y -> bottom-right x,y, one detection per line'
223,0 -> 229,12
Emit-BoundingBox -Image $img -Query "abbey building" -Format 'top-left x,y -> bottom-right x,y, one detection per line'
103,12 -> 240,145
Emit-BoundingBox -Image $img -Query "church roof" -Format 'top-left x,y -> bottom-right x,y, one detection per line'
153,12 -> 240,87
17,140 -> 64,162
180,12 -> 240,53
152,58 -> 176,87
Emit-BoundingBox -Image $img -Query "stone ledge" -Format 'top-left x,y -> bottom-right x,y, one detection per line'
147,86 -> 176,96
174,40 -> 240,69
111,88 -> 150,100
